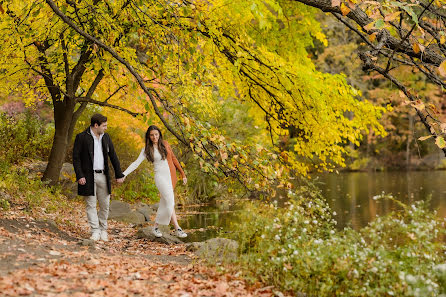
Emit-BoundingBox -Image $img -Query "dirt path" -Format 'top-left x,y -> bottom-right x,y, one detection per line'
0,211 -> 274,297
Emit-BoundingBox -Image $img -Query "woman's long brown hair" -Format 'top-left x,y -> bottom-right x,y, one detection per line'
145,125 -> 167,162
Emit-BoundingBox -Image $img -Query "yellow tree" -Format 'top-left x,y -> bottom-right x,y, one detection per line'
1,0 -> 385,193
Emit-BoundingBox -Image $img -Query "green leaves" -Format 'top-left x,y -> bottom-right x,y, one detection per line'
435,136 -> 446,149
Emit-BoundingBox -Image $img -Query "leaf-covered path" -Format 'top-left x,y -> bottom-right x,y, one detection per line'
0,208 -> 274,297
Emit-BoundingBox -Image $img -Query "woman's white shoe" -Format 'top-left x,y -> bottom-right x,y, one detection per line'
176,228 -> 187,238
152,227 -> 162,238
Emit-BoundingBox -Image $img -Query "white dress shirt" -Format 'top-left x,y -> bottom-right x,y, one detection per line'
90,127 -> 104,171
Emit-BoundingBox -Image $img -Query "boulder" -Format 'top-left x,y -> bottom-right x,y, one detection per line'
185,242 -> 204,252
60,163 -> 75,180
148,203 -> 159,211
112,211 -> 146,224
23,159 -> 47,177
136,204 -> 155,222
195,238 -> 239,262
78,239 -> 95,247
108,200 -> 131,219
136,226 -> 183,245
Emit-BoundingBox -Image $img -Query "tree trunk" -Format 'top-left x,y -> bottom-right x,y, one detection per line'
406,114 -> 413,169
42,98 -> 76,184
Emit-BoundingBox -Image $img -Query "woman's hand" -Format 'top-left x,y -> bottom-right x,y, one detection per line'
182,177 -> 187,185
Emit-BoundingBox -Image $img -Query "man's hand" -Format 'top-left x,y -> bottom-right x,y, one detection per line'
78,177 -> 86,185
182,177 -> 187,185
117,177 -> 125,184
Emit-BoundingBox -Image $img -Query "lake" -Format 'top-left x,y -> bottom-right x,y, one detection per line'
180,171 -> 446,241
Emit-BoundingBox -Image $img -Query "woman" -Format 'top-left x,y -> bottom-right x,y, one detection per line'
123,125 -> 187,238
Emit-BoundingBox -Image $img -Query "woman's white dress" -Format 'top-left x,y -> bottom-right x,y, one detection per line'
123,148 -> 174,225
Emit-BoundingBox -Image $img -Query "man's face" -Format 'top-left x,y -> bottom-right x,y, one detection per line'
94,122 -> 108,135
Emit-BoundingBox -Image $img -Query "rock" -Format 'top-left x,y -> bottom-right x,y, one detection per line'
112,211 -> 146,224
195,238 -> 239,262
136,205 -> 154,222
60,163 -> 75,179
185,242 -> 204,252
78,239 -> 95,247
108,200 -> 131,219
42,219 -> 57,229
60,179 -> 77,199
148,203 -> 159,210
136,226 -> 183,245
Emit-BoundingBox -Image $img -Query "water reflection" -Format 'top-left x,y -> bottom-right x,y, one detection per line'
180,171 -> 446,241
179,201 -> 241,242
315,171 -> 446,229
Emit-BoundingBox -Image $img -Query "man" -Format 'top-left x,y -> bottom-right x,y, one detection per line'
73,113 -> 125,241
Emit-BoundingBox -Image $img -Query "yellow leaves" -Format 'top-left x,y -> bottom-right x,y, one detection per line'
364,21 -> 376,32
384,11 -> 401,22
438,60 -> 446,76
411,100 -> 425,111
418,135 -> 433,141
219,150 -> 228,162
340,3 -> 351,16
314,31 -> 328,47
435,136 -> 446,149
412,43 -> 425,54
441,35 -> 446,45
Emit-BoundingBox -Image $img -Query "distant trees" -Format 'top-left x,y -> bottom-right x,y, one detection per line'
294,0 -> 446,155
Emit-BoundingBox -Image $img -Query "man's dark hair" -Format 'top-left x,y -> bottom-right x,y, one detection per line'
90,113 -> 107,127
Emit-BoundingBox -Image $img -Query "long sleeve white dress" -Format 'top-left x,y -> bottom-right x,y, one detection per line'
123,148 -> 174,225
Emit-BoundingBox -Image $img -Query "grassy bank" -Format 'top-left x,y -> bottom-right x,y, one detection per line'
230,187 -> 446,296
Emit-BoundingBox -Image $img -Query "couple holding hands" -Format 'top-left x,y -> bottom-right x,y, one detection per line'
73,113 -> 187,242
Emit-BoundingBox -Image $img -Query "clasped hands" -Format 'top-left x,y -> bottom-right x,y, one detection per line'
78,176 -> 185,185
77,176 -> 125,185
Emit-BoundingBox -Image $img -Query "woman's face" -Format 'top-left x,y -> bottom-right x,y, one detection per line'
149,129 -> 160,144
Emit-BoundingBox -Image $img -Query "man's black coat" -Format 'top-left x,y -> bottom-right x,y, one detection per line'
73,128 -> 124,196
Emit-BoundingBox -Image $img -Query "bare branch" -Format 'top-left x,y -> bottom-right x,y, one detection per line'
76,97 -> 142,117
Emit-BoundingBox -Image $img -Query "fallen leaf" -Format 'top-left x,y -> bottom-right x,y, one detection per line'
438,60 -> 446,76
340,3 -> 351,15
384,11 -> 401,22
413,43 -> 421,54
418,135 -> 433,141
436,136 -> 446,149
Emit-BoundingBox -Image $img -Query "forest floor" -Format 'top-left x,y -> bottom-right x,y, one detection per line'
0,202 -> 277,297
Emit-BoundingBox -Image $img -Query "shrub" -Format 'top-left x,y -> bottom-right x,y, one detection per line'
231,187 -> 446,296
0,112 -> 53,164
114,169 -> 159,204
0,163 -> 71,214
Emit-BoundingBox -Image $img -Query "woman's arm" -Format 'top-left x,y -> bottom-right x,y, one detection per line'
123,148 -> 146,176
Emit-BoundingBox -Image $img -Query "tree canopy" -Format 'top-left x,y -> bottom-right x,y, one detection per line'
0,0 -> 386,193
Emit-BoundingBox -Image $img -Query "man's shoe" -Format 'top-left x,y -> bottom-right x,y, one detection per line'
100,230 -> 108,242
152,227 -> 162,238
176,228 -> 187,238
90,231 -> 100,241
